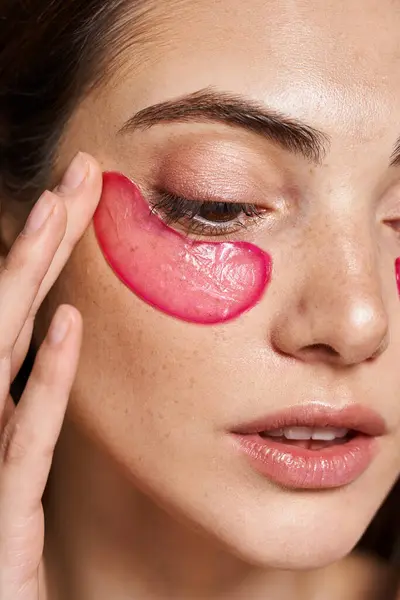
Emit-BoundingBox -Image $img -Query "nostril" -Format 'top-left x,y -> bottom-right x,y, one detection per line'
302,343 -> 340,359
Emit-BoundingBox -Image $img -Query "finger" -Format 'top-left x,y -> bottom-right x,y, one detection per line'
30,153 -> 102,314
10,152 -> 103,381
0,305 -> 82,518
0,192 -> 68,412
0,396 -> 15,432
10,316 -> 34,382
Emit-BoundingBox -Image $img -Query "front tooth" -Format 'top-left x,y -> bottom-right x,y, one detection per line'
311,427 -> 349,441
284,427 -> 313,440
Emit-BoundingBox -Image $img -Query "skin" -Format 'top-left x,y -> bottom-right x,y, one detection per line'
0,0 -> 400,598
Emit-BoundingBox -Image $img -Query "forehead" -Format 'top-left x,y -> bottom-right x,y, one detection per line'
102,0 -> 400,147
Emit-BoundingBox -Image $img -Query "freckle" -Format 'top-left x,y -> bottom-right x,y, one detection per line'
140,367 -> 146,376
214,329 -> 228,343
161,362 -> 168,371
189,376 -> 195,388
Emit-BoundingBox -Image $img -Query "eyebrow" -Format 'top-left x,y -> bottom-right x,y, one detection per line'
390,141 -> 400,166
118,88 -> 329,164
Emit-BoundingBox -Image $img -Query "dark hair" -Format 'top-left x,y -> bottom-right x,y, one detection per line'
1,0 -> 399,590
0,0 -> 151,201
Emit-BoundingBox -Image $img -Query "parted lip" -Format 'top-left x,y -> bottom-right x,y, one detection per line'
231,402 -> 388,437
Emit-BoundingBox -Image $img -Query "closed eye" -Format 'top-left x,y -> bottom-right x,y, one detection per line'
149,189 -> 266,237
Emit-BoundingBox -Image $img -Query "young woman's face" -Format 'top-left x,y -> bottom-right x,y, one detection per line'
44,0 -> 400,568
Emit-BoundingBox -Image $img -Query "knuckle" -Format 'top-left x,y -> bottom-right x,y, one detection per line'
3,250 -> 40,286
1,419 -> 56,470
1,422 -> 31,465
1,423 -> 55,467
3,232 -> 47,279
3,245 -> 28,273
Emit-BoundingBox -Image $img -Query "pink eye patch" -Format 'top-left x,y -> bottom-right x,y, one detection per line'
93,172 -> 272,325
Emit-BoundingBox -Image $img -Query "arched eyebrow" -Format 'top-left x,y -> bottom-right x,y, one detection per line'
118,88 -> 330,165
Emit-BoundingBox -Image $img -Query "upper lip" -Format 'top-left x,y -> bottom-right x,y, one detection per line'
232,402 -> 388,437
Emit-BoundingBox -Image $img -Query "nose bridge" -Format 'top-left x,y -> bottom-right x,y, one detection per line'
309,212 -> 380,303
273,208 -> 389,366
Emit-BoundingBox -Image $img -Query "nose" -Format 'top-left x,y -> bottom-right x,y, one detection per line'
270,221 -> 389,367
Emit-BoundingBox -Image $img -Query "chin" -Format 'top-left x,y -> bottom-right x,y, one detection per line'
167,488 -> 375,571
204,519 -> 364,570
225,531 -> 360,570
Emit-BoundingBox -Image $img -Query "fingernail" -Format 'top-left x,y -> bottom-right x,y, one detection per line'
23,191 -> 56,235
48,306 -> 72,345
57,152 -> 88,194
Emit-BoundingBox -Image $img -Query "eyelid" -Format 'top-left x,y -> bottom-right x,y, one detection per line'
147,188 -> 266,238
153,183 -> 255,206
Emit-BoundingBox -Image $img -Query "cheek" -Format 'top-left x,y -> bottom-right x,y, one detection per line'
93,172 -> 272,325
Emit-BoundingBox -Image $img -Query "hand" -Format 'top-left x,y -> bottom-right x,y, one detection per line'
0,153 -> 102,600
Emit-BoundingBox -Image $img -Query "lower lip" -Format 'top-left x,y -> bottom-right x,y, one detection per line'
233,433 -> 377,489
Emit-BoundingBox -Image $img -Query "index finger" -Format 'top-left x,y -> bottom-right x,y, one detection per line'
10,153 -> 103,380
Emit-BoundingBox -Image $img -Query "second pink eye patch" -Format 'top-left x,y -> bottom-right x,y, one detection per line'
94,173 -> 272,325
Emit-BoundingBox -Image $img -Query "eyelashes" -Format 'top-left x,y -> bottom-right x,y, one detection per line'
149,189 -> 266,237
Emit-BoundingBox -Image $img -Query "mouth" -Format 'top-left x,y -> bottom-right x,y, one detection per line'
258,426 -> 354,449
231,403 -> 386,490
